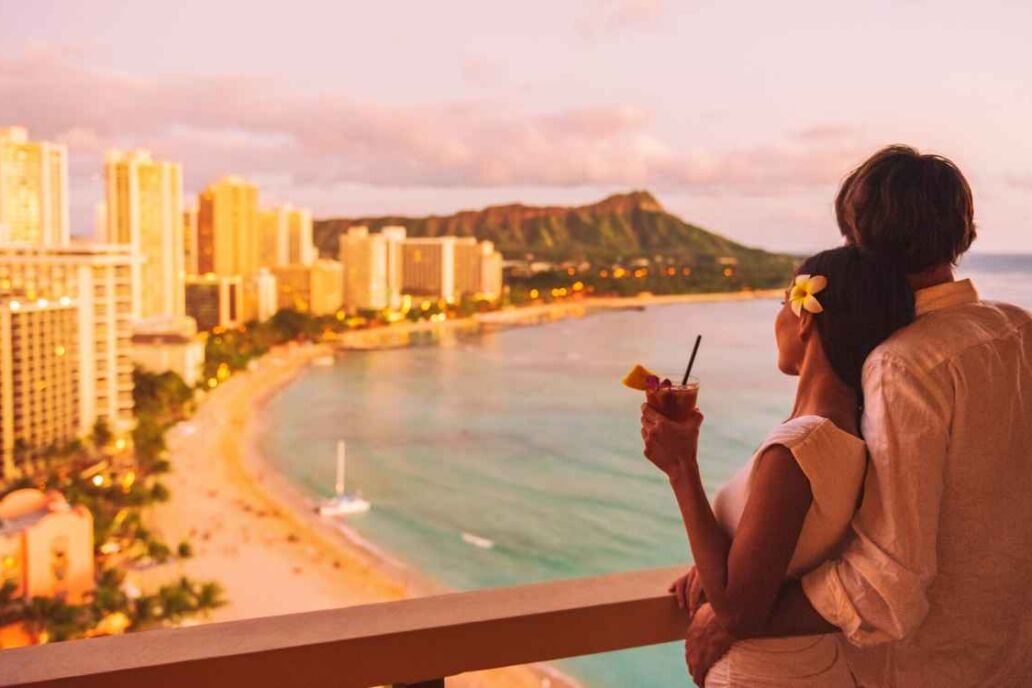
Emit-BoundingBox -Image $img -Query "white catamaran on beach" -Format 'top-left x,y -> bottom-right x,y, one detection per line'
318,440 -> 371,517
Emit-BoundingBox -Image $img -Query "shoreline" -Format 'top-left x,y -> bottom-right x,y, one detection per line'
142,290 -> 779,687
334,288 -> 783,350
144,341 -> 580,688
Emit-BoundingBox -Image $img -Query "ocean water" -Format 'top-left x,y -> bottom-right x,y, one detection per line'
257,254 -> 1032,688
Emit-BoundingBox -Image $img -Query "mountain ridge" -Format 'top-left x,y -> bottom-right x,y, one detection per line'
313,191 -> 792,277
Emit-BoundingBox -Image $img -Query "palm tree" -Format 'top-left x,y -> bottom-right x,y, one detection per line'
195,581 -> 226,615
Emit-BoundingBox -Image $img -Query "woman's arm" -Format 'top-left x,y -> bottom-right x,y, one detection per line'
642,405 -> 815,637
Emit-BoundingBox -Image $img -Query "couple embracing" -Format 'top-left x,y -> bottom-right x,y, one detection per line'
640,145 -> 1032,687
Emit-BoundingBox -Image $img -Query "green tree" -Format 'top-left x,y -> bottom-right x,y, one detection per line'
90,418 -> 113,450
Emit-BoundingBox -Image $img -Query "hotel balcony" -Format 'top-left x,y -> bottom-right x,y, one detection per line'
0,566 -> 686,687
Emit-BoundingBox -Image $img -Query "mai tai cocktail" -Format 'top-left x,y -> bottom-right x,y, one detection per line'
622,364 -> 700,421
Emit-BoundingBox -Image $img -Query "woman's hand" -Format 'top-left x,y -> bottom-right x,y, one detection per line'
641,403 -> 703,481
669,565 -> 707,620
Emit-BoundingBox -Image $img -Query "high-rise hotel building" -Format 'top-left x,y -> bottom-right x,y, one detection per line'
339,226 -> 400,312
0,297 -> 79,477
0,245 -> 136,438
340,227 -> 503,308
102,150 -> 185,319
196,176 -> 259,277
401,236 -> 457,303
259,204 -> 315,268
450,238 -> 504,301
480,241 -> 504,300
0,127 -> 69,246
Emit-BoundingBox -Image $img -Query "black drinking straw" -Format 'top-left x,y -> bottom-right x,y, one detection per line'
681,335 -> 702,385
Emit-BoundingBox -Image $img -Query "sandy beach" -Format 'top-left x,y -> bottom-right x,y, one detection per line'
140,290 -> 780,687
143,341 -> 575,688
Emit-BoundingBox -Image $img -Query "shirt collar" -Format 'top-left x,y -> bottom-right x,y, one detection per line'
914,279 -> 979,318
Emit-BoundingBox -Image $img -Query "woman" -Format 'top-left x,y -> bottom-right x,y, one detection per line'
640,245 -> 914,687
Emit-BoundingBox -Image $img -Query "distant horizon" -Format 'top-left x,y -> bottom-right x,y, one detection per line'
64,186 -> 1026,258
3,0 -> 1030,254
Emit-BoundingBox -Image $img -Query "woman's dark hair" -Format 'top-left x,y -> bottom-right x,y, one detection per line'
835,145 -> 976,274
797,246 -> 915,400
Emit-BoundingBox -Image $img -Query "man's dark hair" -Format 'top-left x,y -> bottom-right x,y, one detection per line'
835,145 -> 976,274
798,246 -> 915,401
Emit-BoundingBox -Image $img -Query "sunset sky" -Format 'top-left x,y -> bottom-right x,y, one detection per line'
1,0 -> 1029,253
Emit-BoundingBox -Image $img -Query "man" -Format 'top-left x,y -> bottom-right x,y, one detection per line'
684,145 -> 1032,686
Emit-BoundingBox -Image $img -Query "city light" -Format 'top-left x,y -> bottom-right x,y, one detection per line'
91,475 -> 104,487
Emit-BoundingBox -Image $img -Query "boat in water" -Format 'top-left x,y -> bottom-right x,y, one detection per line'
460,531 -> 494,549
312,354 -> 335,367
318,440 -> 371,517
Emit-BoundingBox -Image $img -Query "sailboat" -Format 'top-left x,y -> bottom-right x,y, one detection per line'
318,440 -> 371,517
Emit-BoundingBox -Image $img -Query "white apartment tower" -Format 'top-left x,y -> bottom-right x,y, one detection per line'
339,226 -> 398,312
259,204 -> 315,268
102,149 -> 185,319
0,127 -> 69,246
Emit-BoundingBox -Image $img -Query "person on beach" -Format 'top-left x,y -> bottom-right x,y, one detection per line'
641,244 -> 915,686
649,146 -> 1032,687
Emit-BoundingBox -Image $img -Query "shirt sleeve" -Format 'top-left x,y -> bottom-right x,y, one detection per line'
801,353 -> 950,647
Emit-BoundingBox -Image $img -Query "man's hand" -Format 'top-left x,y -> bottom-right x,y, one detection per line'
684,603 -> 734,686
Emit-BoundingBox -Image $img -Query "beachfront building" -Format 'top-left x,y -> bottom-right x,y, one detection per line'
196,176 -> 260,277
243,268 -> 278,322
259,204 -> 315,268
401,236 -> 457,303
102,150 -> 185,319
452,238 -> 504,301
480,241 -> 504,300
0,297 -> 79,478
0,244 -> 136,437
0,489 -> 94,610
0,127 -> 69,247
453,238 -> 480,298
272,260 -> 343,316
185,274 -> 243,332
183,206 -> 199,275
338,226 -> 405,312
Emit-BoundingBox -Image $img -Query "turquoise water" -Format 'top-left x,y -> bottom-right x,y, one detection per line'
258,254 -> 1031,688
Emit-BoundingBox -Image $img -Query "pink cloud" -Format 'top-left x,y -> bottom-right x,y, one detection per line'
0,47 -> 873,199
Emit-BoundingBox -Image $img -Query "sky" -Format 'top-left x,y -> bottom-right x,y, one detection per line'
1,0 -> 1030,253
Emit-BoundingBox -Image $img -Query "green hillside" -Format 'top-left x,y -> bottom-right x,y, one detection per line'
314,191 -> 795,286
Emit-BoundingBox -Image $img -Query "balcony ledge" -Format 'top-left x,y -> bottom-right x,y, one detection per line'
0,565 -> 688,688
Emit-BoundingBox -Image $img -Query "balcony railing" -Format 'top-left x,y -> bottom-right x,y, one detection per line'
0,565 -> 688,688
